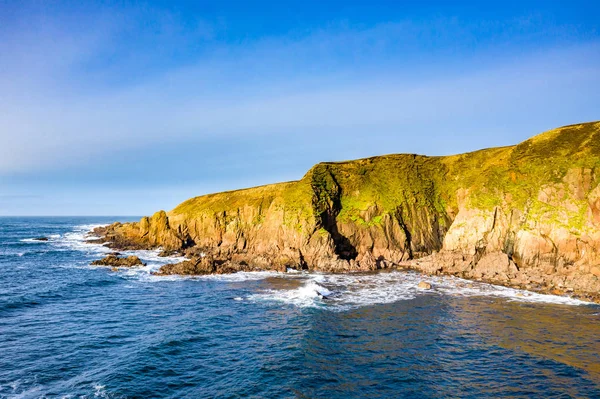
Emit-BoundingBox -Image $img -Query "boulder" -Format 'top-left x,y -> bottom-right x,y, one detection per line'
158,249 -> 178,257
418,281 -> 432,290
154,255 -> 215,276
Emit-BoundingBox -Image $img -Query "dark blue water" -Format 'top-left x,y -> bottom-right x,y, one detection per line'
1,217 -> 600,398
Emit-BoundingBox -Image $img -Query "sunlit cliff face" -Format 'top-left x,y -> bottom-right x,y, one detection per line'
92,122 -> 600,301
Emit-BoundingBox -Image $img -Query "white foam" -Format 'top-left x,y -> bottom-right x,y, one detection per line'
76,223 -> 110,232
7,384 -> 42,399
435,278 -> 590,306
48,224 -> 191,279
93,384 -> 111,399
55,223 -> 595,309
19,238 -> 46,243
148,270 -> 282,283
0,248 -> 26,257
249,280 -> 332,308
50,223 -> 112,255
247,271 -> 594,310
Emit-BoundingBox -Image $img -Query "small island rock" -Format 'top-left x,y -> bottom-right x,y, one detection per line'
91,255 -> 145,267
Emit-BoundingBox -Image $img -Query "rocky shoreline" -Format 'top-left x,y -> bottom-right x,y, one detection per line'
89,122 -> 600,303
88,224 -> 600,303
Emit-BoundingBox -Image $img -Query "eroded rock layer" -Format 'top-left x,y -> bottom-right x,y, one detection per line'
93,122 -> 600,301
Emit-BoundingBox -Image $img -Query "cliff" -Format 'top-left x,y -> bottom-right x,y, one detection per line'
94,121 -> 600,300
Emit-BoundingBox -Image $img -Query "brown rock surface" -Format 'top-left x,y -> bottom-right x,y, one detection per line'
154,256 -> 216,275
91,255 -> 145,267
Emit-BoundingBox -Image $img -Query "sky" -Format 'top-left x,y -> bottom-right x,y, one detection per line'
1,0 -> 599,216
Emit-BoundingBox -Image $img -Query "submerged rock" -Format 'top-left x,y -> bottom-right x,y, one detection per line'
33,237 -> 49,241
91,255 -> 145,267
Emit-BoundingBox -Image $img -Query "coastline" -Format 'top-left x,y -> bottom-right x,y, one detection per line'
86,225 -> 600,305
88,122 -> 600,304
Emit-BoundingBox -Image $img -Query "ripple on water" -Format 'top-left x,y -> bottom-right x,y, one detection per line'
2,219 -> 599,398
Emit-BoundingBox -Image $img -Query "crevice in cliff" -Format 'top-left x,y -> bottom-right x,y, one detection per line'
503,231 -> 516,263
311,166 -> 358,260
394,209 -> 414,259
394,201 -> 447,259
325,215 -> 358,260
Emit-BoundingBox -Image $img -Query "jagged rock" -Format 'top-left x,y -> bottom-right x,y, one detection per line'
154,255 -> 215,276
158,249 -> 178,257
472,252 -> 518,280
357,251 -> 378,271
91,255 -> 145,267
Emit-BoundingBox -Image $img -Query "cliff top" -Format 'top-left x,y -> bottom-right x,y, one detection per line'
169,121 -> 600,223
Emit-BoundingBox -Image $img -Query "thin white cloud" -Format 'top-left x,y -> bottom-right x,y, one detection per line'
0,11 -> 598,174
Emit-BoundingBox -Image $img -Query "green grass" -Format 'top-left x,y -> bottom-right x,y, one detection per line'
166,121 -> 600,238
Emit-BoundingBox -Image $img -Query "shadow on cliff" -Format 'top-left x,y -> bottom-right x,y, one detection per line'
312,168 -> 358,260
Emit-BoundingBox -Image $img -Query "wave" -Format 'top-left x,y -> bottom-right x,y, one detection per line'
247,271 -> 594,310
0,249 -> 26,257
0,298 -> 43,314
147,270 -> 282,283
0,380 -> 116,399
0,278 -> 120,316
19,238 -> 47,243
248,280 -> 333,308
54,223 -> 594,310
433,277 -> 590,306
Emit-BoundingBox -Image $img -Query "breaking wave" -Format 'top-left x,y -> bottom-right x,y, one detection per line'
247,271 -> 592,310
56,223 -> 593,310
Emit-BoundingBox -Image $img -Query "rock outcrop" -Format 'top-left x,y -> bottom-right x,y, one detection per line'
91,122 -> 600,301
152,254 -> 274,276
91,255 -> 145,267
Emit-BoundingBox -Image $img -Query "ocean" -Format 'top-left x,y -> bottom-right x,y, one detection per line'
1,217 -> 599,398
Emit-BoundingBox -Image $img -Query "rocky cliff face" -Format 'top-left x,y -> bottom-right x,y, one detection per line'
95,122 -> 600,301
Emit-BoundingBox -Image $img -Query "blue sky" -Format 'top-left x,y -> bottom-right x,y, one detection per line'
1,0 -> 599,216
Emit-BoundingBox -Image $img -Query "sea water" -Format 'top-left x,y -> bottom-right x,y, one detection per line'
1,217 -> 599,398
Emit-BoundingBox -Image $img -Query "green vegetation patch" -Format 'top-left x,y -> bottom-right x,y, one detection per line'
166,121 -> 600,240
